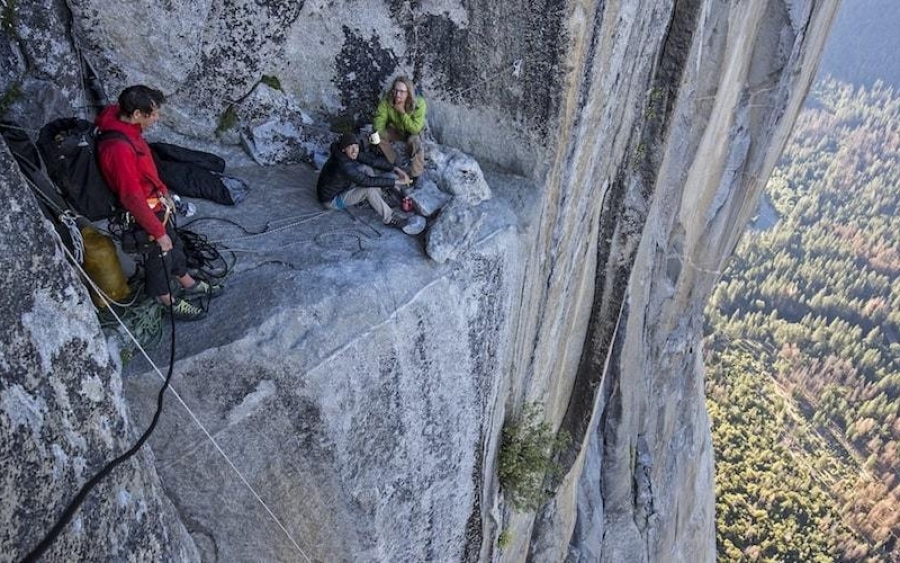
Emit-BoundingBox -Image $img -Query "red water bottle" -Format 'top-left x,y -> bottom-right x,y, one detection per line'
401,197 -> 413,212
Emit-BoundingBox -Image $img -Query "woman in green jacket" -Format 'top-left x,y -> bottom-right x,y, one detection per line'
372,76 -> 427,180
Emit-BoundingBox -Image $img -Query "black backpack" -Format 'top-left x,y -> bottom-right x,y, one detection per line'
0,121 -> 69,215
36,118 -> 134,221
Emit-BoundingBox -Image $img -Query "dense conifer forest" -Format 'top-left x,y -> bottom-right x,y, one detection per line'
705,76 -> 900,561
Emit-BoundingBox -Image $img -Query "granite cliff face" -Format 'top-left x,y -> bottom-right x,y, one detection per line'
0,140 -> 199,561
1,1 -> 839,561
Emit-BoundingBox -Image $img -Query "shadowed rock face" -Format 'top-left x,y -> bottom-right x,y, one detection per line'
0,142 -> 199,561
0,1 -> 840,562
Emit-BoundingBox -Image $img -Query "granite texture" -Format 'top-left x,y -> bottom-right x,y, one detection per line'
0,0 -> 840,561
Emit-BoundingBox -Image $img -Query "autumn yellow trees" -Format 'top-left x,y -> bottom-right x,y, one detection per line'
706,76 -> 900,561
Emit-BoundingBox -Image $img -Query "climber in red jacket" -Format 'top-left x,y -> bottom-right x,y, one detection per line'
96,85 -> 222,320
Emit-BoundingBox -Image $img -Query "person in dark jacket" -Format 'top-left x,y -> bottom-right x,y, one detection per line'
316,133 -> 410,226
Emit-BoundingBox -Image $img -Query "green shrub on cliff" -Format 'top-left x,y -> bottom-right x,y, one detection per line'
498,403 -> 569,511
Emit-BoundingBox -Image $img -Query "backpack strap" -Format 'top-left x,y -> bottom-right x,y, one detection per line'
95,130 -> 167,197
96,130 -> 137,153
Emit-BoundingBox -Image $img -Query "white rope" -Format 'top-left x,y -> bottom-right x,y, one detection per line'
208,211 -> 327,244
449,59 -> 523,102
90,281 -> 143,309
60,214 -> 85,264
0,121 -> 40,134
55,236 -> 313,563
676,252 -> 725,276
220,241 -> 311,254
256,212 -> 326,229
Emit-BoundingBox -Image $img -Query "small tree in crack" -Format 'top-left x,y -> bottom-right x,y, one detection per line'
498,403 -> 570,511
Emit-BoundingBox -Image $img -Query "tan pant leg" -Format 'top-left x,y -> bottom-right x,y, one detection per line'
340,187 -> 394,223
377,128 -> 400,165
408,134 -> 424,178
365,188 -> 394,223
334,187 -> 366,207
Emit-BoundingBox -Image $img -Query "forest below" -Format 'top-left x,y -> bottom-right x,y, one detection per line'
705,76 -> 900,561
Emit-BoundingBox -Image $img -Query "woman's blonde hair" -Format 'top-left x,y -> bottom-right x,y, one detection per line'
386,76 -> 416,113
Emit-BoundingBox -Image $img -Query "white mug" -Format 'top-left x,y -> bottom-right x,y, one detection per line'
369,131 -> 380,145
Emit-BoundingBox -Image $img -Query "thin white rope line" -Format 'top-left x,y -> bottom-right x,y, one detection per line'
222,243 -> 310,254
90,281 -> 143,308
304,276 -> 446,374
56,239 -> 312,563
208,211 -> 328,244
673,251 -> 724,276
0,122 -> 41,134
451,60 -> 522,101
225,224 -> 379,254
255,211 -> 327,229
196,211 -> 324,240
59,214 -> 85,264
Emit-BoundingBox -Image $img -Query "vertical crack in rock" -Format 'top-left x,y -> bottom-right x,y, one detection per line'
462,440 -> 485,563
696,0 -> 797,261
632,435 -> 656,540
572,0 -> 608,136
550,0 -> 703,558
560,0 -> 702,480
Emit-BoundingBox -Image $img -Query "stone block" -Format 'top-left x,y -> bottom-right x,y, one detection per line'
237,83 -> 331,165
426,144 -> 492,205
409,176 -> 451,217
426,199 -> 487,263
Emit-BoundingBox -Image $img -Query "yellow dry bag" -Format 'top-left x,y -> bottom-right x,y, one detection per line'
81,226 -> 129,308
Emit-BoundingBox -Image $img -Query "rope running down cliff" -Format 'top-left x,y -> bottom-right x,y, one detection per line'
37,236 -> 314,563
